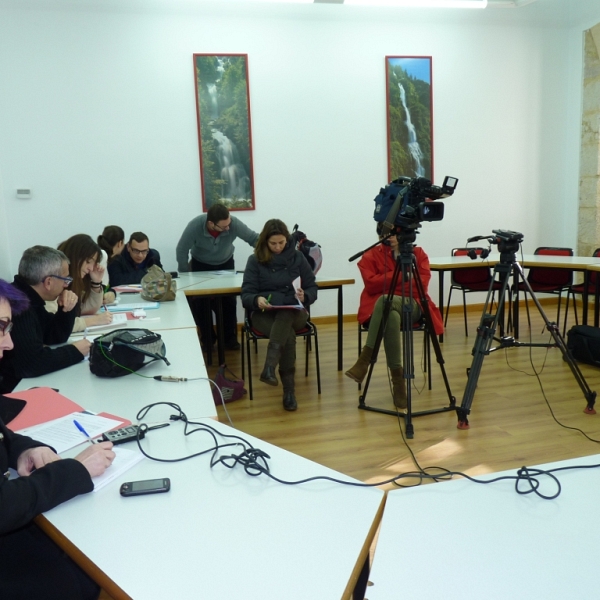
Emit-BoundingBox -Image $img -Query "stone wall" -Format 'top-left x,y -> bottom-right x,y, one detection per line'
578,23 -> 600,257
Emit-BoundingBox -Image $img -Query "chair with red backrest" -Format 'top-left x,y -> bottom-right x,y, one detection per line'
445,248 -> 503,337
513,247 -> 574,336
567,248 -> 600,329
240,310 -> 320,400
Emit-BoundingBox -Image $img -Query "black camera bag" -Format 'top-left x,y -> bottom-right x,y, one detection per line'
566,325 -> 600,367
89,328 -> 169,378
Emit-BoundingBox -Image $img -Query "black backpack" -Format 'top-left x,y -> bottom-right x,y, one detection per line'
290,224 -> 322,274
566,325 -> 600,367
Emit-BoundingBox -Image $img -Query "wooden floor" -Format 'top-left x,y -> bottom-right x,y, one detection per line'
99,304 -> 600,599
208,305 -> 600,491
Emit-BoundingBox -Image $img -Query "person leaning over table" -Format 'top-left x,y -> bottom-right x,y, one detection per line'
45,234 -> 115,333
107,230 -> 163,286
241,219 -> 317,412
0,246 -> 91,394
345,225 -> 443,410
0,278 -> 116,600
176,203 -> 259,352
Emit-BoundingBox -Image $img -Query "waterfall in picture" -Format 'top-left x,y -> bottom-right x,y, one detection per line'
211,129 -> 251,202
207,83 -> 218,120
398,83 -> 425,178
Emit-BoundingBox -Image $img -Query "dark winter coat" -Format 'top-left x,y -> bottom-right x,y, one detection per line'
241,244 -> 318,310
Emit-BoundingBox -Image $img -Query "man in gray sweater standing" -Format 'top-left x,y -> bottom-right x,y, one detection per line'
176,204 -> 258,352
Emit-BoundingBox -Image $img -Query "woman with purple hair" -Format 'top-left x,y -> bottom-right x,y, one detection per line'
0,278 -> 116,599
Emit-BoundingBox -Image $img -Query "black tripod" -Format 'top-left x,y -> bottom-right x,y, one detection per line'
456,236 -> 597,429
354,231 -> 456,439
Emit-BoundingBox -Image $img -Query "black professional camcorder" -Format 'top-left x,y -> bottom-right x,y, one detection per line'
373,175 -> 458,231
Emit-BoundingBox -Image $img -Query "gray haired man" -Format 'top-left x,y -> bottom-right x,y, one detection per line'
0,246 -> 91,393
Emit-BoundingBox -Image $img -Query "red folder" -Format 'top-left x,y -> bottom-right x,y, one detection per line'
5,387 -> 85,431
5,388 -> 131,432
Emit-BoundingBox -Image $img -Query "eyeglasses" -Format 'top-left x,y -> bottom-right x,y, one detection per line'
48,274 -> 74,285
0,319 -> 13,336
214,223 -> 230,232
130,248 -> 150,256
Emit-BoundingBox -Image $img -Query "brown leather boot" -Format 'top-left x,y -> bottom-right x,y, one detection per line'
345,346 -> 374,384
390,367 -> 407,410
260,342 -> 283,386
280,368 -> 297,411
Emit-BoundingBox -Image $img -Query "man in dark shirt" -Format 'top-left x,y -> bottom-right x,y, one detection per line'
0,246 -> 91,394
108,231 -> 163,286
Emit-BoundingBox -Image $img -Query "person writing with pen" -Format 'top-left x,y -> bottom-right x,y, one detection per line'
241,219 -> 317,411
45,234 -> 115,334
0,278 -> 116,600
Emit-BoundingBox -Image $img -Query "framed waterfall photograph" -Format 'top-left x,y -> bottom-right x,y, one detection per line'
193,53 -> 255,211
385,56 -> 433,183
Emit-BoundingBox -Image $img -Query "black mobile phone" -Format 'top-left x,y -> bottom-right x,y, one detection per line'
120,478 -> 170,497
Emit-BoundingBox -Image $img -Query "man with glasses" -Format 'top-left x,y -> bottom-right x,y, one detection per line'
0,246 -> 91,394
176,203 -> 259,352
107,231 -> 163,286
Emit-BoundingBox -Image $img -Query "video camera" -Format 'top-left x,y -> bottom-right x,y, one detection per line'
374,175 -> 458,232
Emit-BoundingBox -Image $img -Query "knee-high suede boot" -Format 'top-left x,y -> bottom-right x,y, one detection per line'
280,368 -> 297,411
344,346 -> 374,384
390,367 -> 407,410
260,341 -> 283,386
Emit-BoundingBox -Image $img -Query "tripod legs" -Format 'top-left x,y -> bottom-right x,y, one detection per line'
457,259 -> 596,429
357,252 -> 455,438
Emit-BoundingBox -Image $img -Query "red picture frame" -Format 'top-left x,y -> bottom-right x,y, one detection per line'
193,53 -> 255,211
385,56 -> 434,183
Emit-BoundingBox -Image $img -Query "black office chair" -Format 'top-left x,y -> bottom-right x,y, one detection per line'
357,317 -> 432,391
445,248 -> 503,337
241,311 -> 321,400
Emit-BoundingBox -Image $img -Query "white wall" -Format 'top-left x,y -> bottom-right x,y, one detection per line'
0,0 -> 598,318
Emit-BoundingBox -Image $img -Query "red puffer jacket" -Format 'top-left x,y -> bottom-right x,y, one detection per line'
356,244 -> 443,335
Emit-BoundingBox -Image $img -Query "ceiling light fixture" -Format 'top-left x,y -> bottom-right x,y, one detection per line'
343,0 -> 487,7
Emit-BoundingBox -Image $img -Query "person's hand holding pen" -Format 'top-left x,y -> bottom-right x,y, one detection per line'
257,295 -> 272,311
73,420 -> 115,476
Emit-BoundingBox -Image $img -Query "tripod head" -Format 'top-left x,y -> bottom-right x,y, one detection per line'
467,229 -> 524,265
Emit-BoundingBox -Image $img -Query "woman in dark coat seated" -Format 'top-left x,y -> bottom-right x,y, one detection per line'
241,219 -> 318,411
0,279 -> 115,600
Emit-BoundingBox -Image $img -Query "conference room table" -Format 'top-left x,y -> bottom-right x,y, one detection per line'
11,289 -> 389,599
429,254 -> 600,341
177,271 -> 355,370
35,417 -> 386,600
14,327 -> 218,420
367,453 -> 600,599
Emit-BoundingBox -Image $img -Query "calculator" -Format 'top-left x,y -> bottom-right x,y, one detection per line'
101,425 -> 145,445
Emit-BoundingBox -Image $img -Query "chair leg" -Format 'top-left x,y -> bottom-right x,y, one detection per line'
462,290 -> 469,337
314,326 -> 321,394
246,334 -> 253,400
444,288 -> 454,328
305,332 -> 309,377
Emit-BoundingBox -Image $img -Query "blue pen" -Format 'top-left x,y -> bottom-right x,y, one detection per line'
73,419 -> 93,445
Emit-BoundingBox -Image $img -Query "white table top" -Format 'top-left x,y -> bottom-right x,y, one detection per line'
81,290 -> 197,332
177,270 -> 355,294
429,254 -> 600,270
15,328 -> 217,421
43,418 -> 385,600
368,453 -> 600,599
